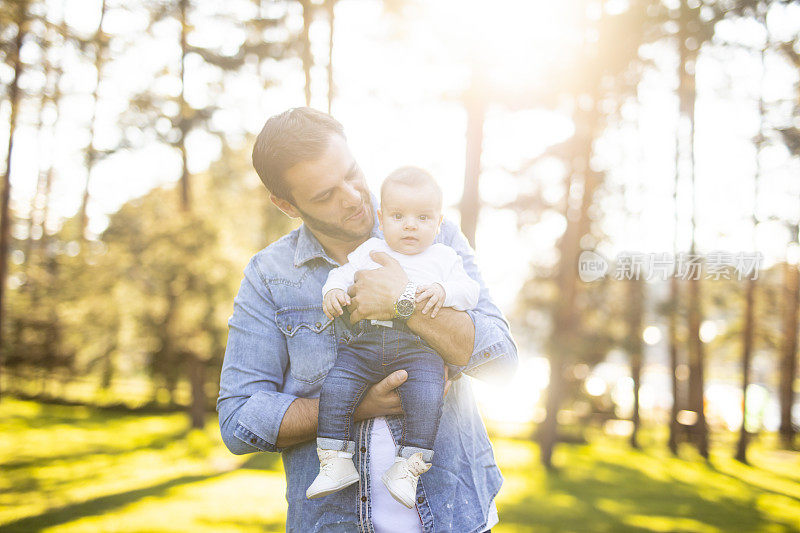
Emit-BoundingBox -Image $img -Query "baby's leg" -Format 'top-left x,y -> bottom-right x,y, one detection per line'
317,345 -> 375,452
392,347 -> 445,462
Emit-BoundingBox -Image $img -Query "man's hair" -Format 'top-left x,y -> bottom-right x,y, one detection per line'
381,166 -> 443,208
252,107 -> 346,200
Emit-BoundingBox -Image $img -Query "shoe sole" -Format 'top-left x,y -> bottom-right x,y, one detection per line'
381,473 -> 415,509
306,473 -> 360,499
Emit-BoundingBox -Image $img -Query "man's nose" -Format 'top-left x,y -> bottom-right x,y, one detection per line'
341,182 -> 361,207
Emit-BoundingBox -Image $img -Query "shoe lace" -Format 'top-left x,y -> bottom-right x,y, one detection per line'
401,459 -> 428,479
319,451 -> 341,475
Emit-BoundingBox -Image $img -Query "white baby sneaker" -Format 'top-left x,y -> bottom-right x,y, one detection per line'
306,448 -> 360,499
381,452 -> 432,508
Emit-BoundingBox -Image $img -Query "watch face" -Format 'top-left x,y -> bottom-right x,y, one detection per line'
396,299 -> 414,318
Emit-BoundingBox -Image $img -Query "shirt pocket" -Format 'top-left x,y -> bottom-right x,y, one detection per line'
276,306 -> 336,384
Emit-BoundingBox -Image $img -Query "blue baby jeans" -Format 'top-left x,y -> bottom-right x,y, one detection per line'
317,318 -> 445,462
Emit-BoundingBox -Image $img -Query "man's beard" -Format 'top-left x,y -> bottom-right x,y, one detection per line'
296,195 -> 374,242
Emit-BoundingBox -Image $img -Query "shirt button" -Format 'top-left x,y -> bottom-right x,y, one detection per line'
286,325 -> 293,332
483,352 -> 490,358
250,437 -> 257,444
361,496 -> 367,502
417,496 -> 424,504
360,446 -> 367,453
316,322 -> 322,328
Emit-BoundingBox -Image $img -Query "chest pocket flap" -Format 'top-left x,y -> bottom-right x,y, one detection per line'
276,306 -> 335,384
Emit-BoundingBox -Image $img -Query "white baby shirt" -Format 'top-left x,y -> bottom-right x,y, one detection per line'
322,237 -> 480,310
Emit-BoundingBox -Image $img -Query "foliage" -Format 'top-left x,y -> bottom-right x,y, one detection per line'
4,145 -> 292,406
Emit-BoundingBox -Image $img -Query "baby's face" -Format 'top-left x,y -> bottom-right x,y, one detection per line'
378,183 -> 443,255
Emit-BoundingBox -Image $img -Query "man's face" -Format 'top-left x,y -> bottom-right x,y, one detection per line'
279,135 -> 374,243
378,183 -> 443,255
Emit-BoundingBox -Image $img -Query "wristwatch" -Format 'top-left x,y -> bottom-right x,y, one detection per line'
393,282 -> 417,320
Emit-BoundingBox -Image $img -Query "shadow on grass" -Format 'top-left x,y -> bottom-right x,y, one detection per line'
1,427 -> 194,472
707,461 -> 800,499
5,392 -> 200,415
196,518 -> 285,532
499,445 -> 800,533
2,407 -> 179,430
0,472 -> 229,533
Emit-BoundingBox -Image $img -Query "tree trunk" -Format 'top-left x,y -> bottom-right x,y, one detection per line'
668,91 -> 682,454
177,0 -> 205,429
686,275 -> 708,458
26,42 -> 56,267
539,105 -> 601,468
0,0 -> 29,400
78,0 -> 108,239
668,274 -> 681,455
460,75 -> 486,249
627,278 -> 644,449
738,36 -> 765,463
300,0 -> 313,106
780,259 -> 799,449
34,40 -> 65,259
188,353 -> 206,429
735,277 -> 756,463
686,277 -> 709,458
326,0 -> 335,114
178,0 -> 191,212
678,5 -> 708,459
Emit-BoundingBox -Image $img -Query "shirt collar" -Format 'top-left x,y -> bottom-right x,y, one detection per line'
293,194 -> 382,268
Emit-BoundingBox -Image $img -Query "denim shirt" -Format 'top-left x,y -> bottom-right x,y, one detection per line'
217,208 -> 518,533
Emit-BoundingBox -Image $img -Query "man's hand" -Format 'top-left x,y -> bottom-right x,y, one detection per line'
416,283 -> 446,318
348,252 -> 408,322
354,370 -> 407,420
323,289 -> 350,319
353,368 -> 452,421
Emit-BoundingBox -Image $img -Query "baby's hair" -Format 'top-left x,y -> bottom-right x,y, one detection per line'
381,166 -> 443,209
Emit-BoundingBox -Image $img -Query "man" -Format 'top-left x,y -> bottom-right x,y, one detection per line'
217,107 -> 517,532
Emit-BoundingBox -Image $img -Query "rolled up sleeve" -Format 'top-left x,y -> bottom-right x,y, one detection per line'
217,257 -> 296,454
442,222 -> 518,383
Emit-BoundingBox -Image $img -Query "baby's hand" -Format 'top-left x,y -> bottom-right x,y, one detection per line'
415,283 -> 446,318
323,289 -> 351,319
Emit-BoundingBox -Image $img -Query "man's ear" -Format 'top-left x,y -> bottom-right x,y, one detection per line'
270,194 -> 301,219
377,208 -> 383,231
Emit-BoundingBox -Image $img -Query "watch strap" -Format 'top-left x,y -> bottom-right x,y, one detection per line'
393,282 -> 417,319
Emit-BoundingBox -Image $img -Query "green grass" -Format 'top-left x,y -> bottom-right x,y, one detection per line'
1,399 -> 799,532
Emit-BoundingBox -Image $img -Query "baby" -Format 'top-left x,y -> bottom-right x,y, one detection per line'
306,166 -> 480,508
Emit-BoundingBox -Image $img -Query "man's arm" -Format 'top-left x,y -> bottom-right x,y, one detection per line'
218,257 -> 410,454
406,307 -> 473,366
217,257 -> 297,455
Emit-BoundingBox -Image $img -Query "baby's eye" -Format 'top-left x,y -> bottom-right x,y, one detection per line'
419,215 -> 428,221
392,213 -> 403,220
